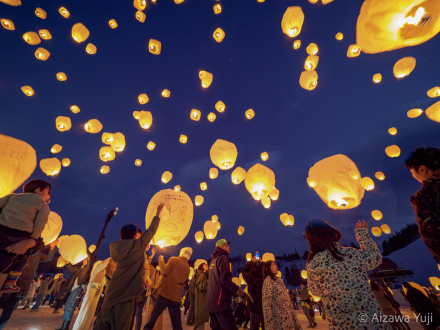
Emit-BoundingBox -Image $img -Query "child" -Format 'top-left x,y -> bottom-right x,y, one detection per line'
0,179 -> 51,292
405,147 -> 440,263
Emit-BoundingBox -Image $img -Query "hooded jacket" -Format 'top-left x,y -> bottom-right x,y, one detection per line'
157,255 -> 190,302
194,269 -> 209,326
242,260 -> 264,314
101,216 -> 160,310
206,247 -> 239,313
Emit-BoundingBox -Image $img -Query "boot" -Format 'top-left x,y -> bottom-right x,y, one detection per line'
53,308 -> 61,314
55,320 -> 71,330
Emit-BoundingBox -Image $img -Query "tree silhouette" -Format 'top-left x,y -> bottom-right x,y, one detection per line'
382,223 -> 420,256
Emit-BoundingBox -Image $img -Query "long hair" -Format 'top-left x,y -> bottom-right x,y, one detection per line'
263,261 -> 277,281
305,218 -> 346,264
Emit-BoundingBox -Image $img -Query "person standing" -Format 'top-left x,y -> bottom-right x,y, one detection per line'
297,283 -> 316,328
194,262 -> 209,330
19,277 -> 41,309
30,274 -> 53,311
242,257 -> 265,330
42,274 -> 63,306
144,265 -> 163,330
186,267 -> 196,326
206,239 -> 246,330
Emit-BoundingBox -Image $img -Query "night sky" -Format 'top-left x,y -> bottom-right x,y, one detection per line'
1,0 -> 440,285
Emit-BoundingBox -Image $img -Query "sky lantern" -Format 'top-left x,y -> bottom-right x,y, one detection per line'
133,111 -> 140,120
161,171 -> 173,183
427,87 -> 440,98
335,32 -> 343,40
199,71 -> 213,88
309,154 -> 365,210
110,132 -> 126,152
162,89 -> 170,97
381,224 -> 391,234
307,177 -> 317,187
210,139 -> 238,170
71,23 -> 89,43
1,19 -> 15,30
102,132 -> 114,145
261,196 -> 271,209
262,253 -> 275,262
40,158 -> 61,176
306,43 -> 318,55
204,221 -> 218,239
41,211 -> 63,244
347,44 -> 361,57
109,19 -> 118,28
100,165 -> 110,174
51,144 -> 62,154
215,101 -> 225,113
293,40 -> 301,49
57,256 -> 66,267
0,135 -> 37,198
86,43 -> 97,54
59,7 -> 70,18
70,106 -> 80,114
301,270 -> 307,279
375,172 -> 385,181
261,152 -> 269,161
35,47 -> 50,60
135,159 -> 142,166
246,253 -> 252,261
209,168 -> 219,179
208,112 -> 217,122
356,0 -> 440,54
190,109 -> 201,121
145,189 -> 194,248
56,72 -> 67,81
239,273 -> 246,285
373,74 -> 382,83
147,141 -> 156,150
211,215 -> 218,222
407,108 -> 423,118
39,30 -> 51,40
200,182 -> 207,191
280,213 -> 294,226
134,0 -> 147,10
232,277 -> 241,287
213,28 -> 225,42
238,226 -> 245,235
299,70 -> 318,90
195,231 -> 204,243
138,94 -> 149,104
360,177 -> 374,191
393,57 -> 416,78
58,235 -> 88,264
174,185 -> 181,192
139,111 -> 153,129
21,86 -> 34,96
23,32 -> 41,45
136,11 -> 146,23
85,119 -> 103,133
231,167 -> 246,184
304,55 -> 319,71
179,134 -> 187,144
385,145 -> 401,158
281,6 -> 304,38
371,210 -> 383,220
429,277 -> 440,291
371,227 -> 382,237
269,188 -> 279,201
174,0 -> 184,3
56,116 -> 72,132
99,147 -> 115,162
426,101 -> 440,123
245,109 -> 255,119
214,4 -> 222,14
245,163 -> 276,200
62,158 -> 70,167
149,39 -> 161,54
88,245 -> 96,253
388,127 -> 397,135
195,195 -> 204,206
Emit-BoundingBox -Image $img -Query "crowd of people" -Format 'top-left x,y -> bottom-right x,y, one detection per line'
0,147 -> 439,330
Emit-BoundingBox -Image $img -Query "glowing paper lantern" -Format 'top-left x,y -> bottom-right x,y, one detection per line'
244,163 -> 276,200
136,11 -> 146,23
41,211 -> 63,244
356,0 -> 440,54
281,6 -> 304,38
213,4 -> 222,14
51,144 -> 62,154
139,111 -> 153,129
199,71 -> 213,88
263,253 -> 275,262
162,89 -> 170,98
269,188 -> 279,201
388,127 -> 397,135
174,185 -> 181,192
293,40 -> 301,49
371,227 -> 382,237
88,245 -> 96,253
245,109 -> 255,119
190,109 -> 201,121
215,101 -> 225,113
57,256 -> 66,267
307,177 -> 317,187
86,43 -> 97,54
213,28 -> 225,42
427,87 -> 440,98
335,32 -> 343,40
385,145 -> 401,158
145,189 -> 194,248
40,158 -> 61,176
371,210 -> 383,220
179,135 -> 187,144
1,19 -> 15,30
56,72 -> 67,81
261,152 -> 269,161
62,158 -> 70,167
208,112 -> 217,122
109,19 -> 118,29
147,141 -> 156,150
261,196 -> 271,209
102,132 -> 114,145
23,32 -> 40,45
347,44 -> 361,57
232,277 -> 241,287
149,39 -> 161,55
239,273 -> 246,285
204,221 -> 218,239
110,133 -> 125,152
56,116 -> 72,132
280,213 -> 294,226
306,43 -> 318,55
231,167 -> 246,184
308,154 -> 365,210
59,7 -> 70,18
39,29 -> 51,40
373,74 -> 382,83
304,55 -> 319,71
100,147 -> 115,162
375,172 -> 385,180
381,224 -> 391,234
407,108 -> 423,118
299,70 -> 318,91
238,226 -> 245,235
209,168 -> 219,179
301,270 -> 308,279
70,106 -> 80,114
72,23 -> 89,43
195,231 -> 204,243
58,235 -> 88,264
133,111 -> 140,120
200,182 -> 207,191
211,215 -> 218,222
393,57 -> 416,78
34,47 -> 50,61
100,165 -> 110,174
21,86 -> 34,96
195,195 -> 204,206
360,177 -> 374,191
135,159 -> 142,166
161,171 -> 173,183
0,135 -> 37,197
138,94 -> 149,104
85,119 -> 103,133
426,101 -> 440,123
246,253 -> 252,261
134,0 -> 147,11
429,277 -> 440,291
210,139 -> 238,170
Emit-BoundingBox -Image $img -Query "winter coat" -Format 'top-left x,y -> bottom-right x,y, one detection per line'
39,278 -> 54,295
47,277 -> 63,295
206,247 -> 240,313
194,269 -> 209,326
410,177 -> 440,263
241,260 -> 264,314
157,256 -> 190,302
262,276 -> 302,330
25,280 -> 41,300
307,228 -> 391,330
405,286 -> 440,328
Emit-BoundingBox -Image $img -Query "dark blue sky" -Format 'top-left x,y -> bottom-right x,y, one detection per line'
1,0 -> 439,283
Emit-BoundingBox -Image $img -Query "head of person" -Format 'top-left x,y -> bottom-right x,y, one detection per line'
198,262 -> 208,272
215,239 -> 230,253
305,218 -> 345,264
405,147 -> 440,183
120,223 -> 139,240
179,247 -> 193,261
23,179 -> 51,203
135,228 -> 143,239
369,281 -> 380,291
300,282 -> 307,290
263,260 -> 278,280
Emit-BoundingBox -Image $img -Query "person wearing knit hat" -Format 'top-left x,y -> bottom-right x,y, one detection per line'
145,247 -> 191,330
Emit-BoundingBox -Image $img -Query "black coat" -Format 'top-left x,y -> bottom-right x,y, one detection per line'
206,247 -> 239,313
241,261 -> 264,314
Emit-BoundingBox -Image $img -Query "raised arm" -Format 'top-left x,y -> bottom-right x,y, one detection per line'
354,221 -> 382,270
139,202 -> 164,250
158,256 -> 173,277
241,261 -> 253,285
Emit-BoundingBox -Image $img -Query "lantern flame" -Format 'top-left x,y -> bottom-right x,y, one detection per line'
398,7 -> 425,28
